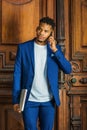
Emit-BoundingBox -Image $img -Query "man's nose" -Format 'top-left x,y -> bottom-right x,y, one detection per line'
40,30 -> 44,35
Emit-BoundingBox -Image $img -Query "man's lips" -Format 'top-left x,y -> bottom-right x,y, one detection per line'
38,35 -> 45,39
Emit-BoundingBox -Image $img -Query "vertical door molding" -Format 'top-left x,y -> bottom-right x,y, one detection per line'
0,0 -> 2,43
56,0 -> 65,87
56,1 -> 68,130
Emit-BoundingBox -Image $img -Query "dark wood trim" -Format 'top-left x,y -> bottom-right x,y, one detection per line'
0,0 -> 2,43
56,0 -> 65,87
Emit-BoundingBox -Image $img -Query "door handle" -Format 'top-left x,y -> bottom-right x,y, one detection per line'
71,78 -> 77,83
79,78 -> 87,84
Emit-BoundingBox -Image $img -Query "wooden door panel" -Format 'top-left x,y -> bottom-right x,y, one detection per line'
0,0 -> 56,130
70,0 -> 87,68
67,0 -> 87,130
0,104 -> 24,130
2,0 -> 40,43
69,0 -> 87,92
81,97 -> 87,130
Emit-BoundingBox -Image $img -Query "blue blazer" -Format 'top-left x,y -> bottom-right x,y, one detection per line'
12,38 -> 72,106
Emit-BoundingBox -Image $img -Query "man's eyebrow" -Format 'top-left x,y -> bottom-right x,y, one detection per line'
44,30 -> 49,32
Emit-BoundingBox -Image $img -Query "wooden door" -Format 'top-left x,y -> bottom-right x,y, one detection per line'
0,0 -> 56,130
56,0 -> 87,130
1,0 -> 87,130
68,0 -> 87,129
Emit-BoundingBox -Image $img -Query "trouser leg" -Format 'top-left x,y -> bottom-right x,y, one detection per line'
22,102 -> 39,130
39,100 -> 55,130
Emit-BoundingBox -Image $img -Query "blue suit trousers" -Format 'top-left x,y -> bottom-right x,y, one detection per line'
22,100 -> 55,130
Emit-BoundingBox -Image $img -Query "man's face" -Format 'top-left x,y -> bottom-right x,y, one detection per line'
36,23 -> 53,42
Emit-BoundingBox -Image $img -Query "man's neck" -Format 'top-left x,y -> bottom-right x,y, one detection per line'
35,39 -> 47,46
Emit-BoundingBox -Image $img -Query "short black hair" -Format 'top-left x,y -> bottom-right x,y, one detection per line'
39,17 -> 56,29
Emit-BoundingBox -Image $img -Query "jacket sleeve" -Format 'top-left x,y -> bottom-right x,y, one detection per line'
54,45 -> 72,74
12,45 -> 22,104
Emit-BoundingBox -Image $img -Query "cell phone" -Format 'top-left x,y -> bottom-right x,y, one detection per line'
47,32 -> 53,40
49,32 -> 52,37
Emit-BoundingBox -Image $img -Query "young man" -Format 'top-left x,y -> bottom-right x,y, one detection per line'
12,17 -> 72,130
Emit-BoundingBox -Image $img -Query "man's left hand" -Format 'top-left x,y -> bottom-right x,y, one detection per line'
48,36 -> 58,52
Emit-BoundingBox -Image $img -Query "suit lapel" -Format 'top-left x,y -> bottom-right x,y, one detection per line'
29,40 -> 35,72
47,43 -> 53,62
47,43 -> 52,74
47,43 -> 55,81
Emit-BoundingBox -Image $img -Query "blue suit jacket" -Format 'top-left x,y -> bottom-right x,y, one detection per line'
12,38 -> 72,106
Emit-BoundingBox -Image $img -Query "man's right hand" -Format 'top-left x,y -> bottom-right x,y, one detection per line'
13,104 -> 21,113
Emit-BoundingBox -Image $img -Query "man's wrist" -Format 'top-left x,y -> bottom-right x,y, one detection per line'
53,48 -> 58,52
